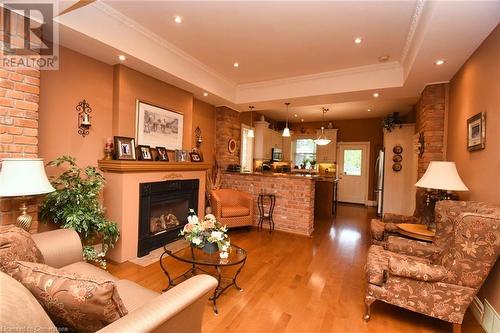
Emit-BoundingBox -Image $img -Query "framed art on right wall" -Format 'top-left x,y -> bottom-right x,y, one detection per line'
467,112 -> 486,151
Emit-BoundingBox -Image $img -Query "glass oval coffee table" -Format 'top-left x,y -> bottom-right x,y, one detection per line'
160,243 -> 247,314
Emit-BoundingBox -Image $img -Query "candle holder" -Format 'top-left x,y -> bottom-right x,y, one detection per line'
76,99 -> 92,137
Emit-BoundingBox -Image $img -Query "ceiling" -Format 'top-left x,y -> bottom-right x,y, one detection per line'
53,1 -> 500,121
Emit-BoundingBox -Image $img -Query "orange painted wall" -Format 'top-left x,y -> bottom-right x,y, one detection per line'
447,24 -> 500,311
289,117 -> 384,201
112,65 -> 193,149
39,47 -> 114,170
192,98 -> 216,167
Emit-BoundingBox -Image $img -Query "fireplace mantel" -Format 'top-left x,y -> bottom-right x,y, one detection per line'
98,160 -> 211,173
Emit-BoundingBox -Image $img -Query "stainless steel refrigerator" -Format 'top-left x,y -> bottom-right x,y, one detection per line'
374,149 -> 385,216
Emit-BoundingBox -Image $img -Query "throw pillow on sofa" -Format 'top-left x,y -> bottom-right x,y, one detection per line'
0,225 -> 44,274
12,261 -> 128,332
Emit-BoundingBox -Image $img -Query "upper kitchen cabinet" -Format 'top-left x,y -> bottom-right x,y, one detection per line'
315,129 -> 338,163
254,120 -> 285,160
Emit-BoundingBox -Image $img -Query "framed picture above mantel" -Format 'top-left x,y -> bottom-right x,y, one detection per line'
135,100 -> 184,150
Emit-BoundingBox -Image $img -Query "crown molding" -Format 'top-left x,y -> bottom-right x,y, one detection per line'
400,0 -> 426,67
91,1 -> 236,88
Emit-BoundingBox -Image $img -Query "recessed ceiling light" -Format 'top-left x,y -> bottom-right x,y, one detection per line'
367,108 -> 372,112
233,62 -> 239,68
435,59 -> 445,66
203,92 -> 209,97
294,114 -> 298,118
173,16 -> 183,24
378,55 -> 390,62
118,54 -> 126,61
373,92 -> 379,98
301,118 -> 304,122
354,37 -> 362,44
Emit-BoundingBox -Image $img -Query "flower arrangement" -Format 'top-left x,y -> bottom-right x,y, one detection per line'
180,209 -> 231,258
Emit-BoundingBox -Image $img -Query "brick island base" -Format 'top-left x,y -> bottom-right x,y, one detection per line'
220,172 -> 315,236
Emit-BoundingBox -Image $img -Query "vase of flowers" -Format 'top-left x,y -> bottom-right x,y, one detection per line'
180,209 -> 230,258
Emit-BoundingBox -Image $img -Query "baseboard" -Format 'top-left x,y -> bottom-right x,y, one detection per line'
482,300 -> 500,333
365,200 -> 377,207
472,297 -> 500,333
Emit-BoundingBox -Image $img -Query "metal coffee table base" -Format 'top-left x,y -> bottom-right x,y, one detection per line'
160,252 -> 246,314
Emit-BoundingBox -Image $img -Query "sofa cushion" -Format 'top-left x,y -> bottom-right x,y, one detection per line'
0,225 -> 44,274
115,279 -> 159,312
0,271 -> 56,331
12,261 -> 128,332
63,261 -> 118,282
222,205 -> 250,218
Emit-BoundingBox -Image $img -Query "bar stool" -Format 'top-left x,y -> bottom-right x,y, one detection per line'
257,193 -> 276,233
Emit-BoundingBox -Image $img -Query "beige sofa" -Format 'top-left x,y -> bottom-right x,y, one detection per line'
0,228 -> 217,332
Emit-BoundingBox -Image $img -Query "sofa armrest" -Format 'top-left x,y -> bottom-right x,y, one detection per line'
31,229 -> 83,268
98,275 -> 217,333
388,256 -> 447,282
385,236 -> 442,260
383,213 -> 420,224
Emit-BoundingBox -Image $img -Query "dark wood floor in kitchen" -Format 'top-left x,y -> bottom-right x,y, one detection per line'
107,204 -> 484,333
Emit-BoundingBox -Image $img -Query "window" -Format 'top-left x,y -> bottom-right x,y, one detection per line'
343,149 -> 362,176
240,125 -> 254,172
293,139 -> 316,168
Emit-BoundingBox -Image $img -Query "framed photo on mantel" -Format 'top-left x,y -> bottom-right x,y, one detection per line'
136,100 -> 183,150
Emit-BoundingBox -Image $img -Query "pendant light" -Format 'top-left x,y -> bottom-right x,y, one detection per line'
282,102 -> 291,137
247,105 -> 255,138
314,107 -> 331,146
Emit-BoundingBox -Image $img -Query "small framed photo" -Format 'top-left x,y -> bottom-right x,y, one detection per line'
156,146 -> 169,161
189,152 -> 202,162
138,145 -> 153,160
467,112 -> 486,151
175,150 -> 189,162
114,136 -> 136,160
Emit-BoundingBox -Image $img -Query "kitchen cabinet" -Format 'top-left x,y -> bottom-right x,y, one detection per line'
253,121 -> 283,160
315,129 -> 338,163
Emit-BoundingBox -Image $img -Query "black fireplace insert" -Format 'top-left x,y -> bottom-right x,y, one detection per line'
138,179 -> 199,257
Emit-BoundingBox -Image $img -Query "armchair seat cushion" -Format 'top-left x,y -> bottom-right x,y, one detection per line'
221,205 -> 250,218
366,245 -> 430,286
62,261 -> 118,282
388,256 -> 447,282
115,279 -> 159,312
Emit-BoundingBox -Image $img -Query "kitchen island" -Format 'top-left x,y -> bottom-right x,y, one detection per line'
221,172 -> 318,235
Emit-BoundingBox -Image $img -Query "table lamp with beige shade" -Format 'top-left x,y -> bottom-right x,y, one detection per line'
415,161 -> 469,205
0,158 -> 55,230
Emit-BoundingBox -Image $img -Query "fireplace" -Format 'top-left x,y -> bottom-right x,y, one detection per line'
138,179 -> 199,257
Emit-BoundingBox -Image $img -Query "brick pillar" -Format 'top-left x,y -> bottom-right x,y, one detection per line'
215,106 -> 241,170
415,83 -> 447,178
0,8 -> 41,230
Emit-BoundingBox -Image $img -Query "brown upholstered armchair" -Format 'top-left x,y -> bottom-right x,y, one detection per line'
210,189 -> 254,228
365,207 -> 500,333
370,189 -> 430,245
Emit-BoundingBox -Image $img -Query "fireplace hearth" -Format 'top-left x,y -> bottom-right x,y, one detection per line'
138,179 -> 199,257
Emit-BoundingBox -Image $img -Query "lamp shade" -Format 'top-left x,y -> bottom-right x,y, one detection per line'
0,158 -> 55,197
247,129 -> 255,138
282,127 -> 291,137
415,161 -> 468,191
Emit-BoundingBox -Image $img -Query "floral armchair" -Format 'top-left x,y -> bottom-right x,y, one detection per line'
384,200 -> 500,259
365,208 -> 500,333
370,189 -> 430,245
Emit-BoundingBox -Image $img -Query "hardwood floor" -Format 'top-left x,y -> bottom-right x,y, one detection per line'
107,204 -> 484,333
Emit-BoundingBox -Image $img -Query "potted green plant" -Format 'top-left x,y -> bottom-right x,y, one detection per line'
382,112 -> 403,132
39,156 -> 119,269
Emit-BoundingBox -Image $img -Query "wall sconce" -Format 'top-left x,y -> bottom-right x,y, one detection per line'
76,99 -> 92,137
195,126 -> 203,148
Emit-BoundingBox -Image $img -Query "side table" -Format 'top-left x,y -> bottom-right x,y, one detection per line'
257,193 -> 276,233
397,223 -> 435,242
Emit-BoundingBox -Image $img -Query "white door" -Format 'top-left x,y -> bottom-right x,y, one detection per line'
337,142 -> 369,204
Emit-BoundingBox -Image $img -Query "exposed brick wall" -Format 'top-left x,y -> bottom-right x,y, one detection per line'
0,8 -> 41,231
215,106 -> 241,170
221,173 -> 315,236
415,83 -> 447,178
